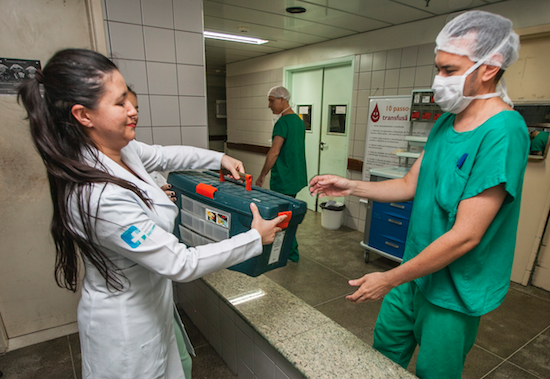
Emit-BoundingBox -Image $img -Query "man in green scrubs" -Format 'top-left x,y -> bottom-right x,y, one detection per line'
256,86 -> 307,262
529,129 -> 549,155
309,11 -> 528,379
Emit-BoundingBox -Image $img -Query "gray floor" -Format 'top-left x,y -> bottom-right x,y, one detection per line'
1,210 -> 550,378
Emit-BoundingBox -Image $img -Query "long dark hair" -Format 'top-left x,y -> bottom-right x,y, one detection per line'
17,49 -> 151,292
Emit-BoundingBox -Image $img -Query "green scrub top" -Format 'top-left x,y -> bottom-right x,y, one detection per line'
531,130 -> 549,153
270,114 -> 308,195
404,111 -> 529,316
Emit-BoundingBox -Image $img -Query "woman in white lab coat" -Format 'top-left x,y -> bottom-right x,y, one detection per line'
17,48 -> 285,379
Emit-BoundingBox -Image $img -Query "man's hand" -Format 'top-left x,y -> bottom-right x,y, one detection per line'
221,155 -> 246,180
309,174 -> 356,198
250,203 -> 286,245
255,175 -> 265,187
346,272 -> 395,303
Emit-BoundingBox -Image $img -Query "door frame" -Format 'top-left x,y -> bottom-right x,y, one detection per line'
283,56 -> 355,212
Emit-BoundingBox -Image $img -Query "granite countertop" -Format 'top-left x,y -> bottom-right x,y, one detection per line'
203,269 -> 417,379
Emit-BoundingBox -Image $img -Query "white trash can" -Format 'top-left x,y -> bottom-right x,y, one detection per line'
320,201 -> 345,230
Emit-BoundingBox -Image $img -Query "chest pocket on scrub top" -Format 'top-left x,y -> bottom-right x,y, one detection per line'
435,164 -> 469,215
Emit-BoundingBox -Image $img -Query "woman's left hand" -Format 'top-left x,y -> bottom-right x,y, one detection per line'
221,155 -> 246,180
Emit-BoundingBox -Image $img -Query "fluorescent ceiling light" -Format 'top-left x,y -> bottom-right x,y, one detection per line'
204,31 -> 268,45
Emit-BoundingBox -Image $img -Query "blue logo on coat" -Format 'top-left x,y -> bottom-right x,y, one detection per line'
121,224 -> 156,248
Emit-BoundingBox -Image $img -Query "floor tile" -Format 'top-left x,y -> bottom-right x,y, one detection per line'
0,336 -> 75,379
462,345 -> 504,379
484,362 -> 542,379
314,296 -> 383,345
263,255 -> 354,307
508,327 -> 550,379
509,281 -> 550,303
69,333 -> 81,379
192,344 -> 237,379
475,286 -> 550,358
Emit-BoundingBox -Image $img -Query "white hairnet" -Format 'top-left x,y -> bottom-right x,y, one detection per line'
267,85 -> 291,101
435,11 -> 519,69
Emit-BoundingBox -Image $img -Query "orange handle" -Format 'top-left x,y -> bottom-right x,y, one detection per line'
196,183 -> 217,199
219,169 -> 225,182
277,211 -> 292,229
245,174 -> 252,191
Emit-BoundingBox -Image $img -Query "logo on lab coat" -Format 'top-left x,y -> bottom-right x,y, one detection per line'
121,223 -> 156,248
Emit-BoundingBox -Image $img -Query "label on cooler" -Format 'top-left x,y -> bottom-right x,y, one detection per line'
205,208 -> 230,228
268,231 -> 286,264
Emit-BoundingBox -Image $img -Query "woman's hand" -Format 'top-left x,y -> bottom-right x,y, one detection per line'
250,203 -> 287,245
160,184 -> 177,202
309,174 -> 356,198
221,155 -> 245,180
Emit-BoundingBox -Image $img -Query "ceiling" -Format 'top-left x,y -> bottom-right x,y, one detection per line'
203,0 -> 507,72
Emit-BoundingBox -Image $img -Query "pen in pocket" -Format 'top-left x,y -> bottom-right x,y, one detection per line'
457,153 -> 468,169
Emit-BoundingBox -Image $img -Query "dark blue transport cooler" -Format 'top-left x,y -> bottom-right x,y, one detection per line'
167,170 -> 307,277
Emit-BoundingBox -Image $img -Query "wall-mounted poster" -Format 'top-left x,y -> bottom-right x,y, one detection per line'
0,58 -> 41,95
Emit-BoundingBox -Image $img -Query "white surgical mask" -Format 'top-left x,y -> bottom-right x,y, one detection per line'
432,33 -> 511,114
272,106 -> 291,125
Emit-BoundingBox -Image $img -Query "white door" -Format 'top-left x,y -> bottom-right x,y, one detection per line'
289,69 -> 323,211
290,64 -> 353,210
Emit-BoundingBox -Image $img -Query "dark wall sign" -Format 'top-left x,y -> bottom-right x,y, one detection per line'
0,58 -> 41,95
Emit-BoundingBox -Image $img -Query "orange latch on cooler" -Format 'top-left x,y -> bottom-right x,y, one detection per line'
277,211 -> 292,229
245,174 -> 252,191
196,183 -> 218,199
219,169 -> 225,182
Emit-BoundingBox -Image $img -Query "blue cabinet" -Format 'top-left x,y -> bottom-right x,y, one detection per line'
366,201 -> 412,260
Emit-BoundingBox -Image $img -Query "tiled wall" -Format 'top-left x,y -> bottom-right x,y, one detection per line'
206,72 -> 227,152
225,43 -> 437,232
175,280 -> 305,379
102,0 -> 209,148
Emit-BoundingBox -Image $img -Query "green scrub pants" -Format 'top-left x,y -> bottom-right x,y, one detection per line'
174,318 -> 193,379
288,193 -> 299,262
373,281 -> 480,379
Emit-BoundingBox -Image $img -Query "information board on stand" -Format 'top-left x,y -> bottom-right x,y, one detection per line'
362,96 -> 411,182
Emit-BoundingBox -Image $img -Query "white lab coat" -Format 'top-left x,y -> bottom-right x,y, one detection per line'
70,140 -> 262,379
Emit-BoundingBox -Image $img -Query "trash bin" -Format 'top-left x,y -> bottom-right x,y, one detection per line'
320,200 -> 345,230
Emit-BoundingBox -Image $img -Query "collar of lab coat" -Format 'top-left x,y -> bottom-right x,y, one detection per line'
82,141 -> 177,209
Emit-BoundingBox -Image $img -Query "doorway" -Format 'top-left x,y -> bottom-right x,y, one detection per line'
285,59 -> 354,211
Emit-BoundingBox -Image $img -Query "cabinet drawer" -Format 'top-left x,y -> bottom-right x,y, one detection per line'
369,216 -> 409,242
374,201 -> 413,215
368,233 -> 406,259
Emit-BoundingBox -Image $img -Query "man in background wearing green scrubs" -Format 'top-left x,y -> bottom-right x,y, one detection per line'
256,86 -> 307,262
529,129 -> 549,155
310,11 -> 529,379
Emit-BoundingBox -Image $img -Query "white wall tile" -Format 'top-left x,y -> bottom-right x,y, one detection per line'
384,69 -> 400,88
238,358 -> 254,379
398,87 -> 414,96
417,43 -> 437,66
401,46 -> 418,68
414,65 -> 434,88
175,31 -> 204,65
115,59 -> 149,94
179,96 -> 207,125
355,107 -> 369,125
135,94 -> 152,127
105,0 -> 142,24
360,53 -> 373,72
371,71 -> 385,90
141,0 -> 174,28
152,126 -> 182,145
150,95 -> 181,126
383,88 -> 398,96
254,346 -> 276,379
206,297 -> 220,333
147,62 -> 178,95
386,48 -> 402,70
399,67 -> 415,88
236,327 -> 254,369
135,127 -> 153,144
104,21 -> 112,56
181,126 -> 208,148
144,27 -> 176,63
222,340 -> 238,374
108,22 -> 145,60
357,91 -> 371,108
372,51 -> 387,71
174,0 -> 203,32
358,72 -> 371,90
355,123 -> 367,141
178,64 -> 206,96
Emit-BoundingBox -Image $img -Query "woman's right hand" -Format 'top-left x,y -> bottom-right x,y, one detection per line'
250,203 -> 287,245
309,174 -> 356,198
